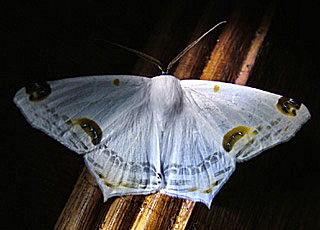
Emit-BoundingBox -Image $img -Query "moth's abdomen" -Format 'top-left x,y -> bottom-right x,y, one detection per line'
150,75 -> 183,125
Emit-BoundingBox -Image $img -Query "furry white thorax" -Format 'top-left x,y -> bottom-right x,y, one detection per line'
150,75 -> 183,129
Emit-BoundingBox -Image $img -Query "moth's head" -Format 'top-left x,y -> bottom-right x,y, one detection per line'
151,75 -> 180,86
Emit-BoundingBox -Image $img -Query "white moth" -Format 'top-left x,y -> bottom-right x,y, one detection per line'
13,74 -> 310,208
13,24 -> 310,208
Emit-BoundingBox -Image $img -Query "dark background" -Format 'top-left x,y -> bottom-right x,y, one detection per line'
1,0 -> 319,229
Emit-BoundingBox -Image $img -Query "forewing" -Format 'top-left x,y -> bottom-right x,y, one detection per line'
14,75 -> 161,199
180,80 -> 310,162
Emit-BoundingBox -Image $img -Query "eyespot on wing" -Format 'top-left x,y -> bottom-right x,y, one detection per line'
276,97 -> 301,117
25,82 -> 51,102
67,117 -> 102,145
223,126 -> 257,152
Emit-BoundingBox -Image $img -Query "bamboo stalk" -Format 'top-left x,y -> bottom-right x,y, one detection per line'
54,167 -> 103,230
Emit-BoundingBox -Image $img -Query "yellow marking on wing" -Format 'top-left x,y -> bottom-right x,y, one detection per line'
67,117 -> 102,145
188,187 -> 200,192
203,188 -> 213,194
104,181 -> 115,188
113,78 -> 120,86
213,85 -> 220,92
202,182 -> 219,194
223,126 -> 256,152
277,97 -> 301,117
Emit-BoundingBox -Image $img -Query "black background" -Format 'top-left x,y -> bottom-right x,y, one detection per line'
1,0 -> 319,229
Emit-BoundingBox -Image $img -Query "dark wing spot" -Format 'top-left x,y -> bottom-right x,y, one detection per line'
72,118 -> 102,145
276,97 -> 302,117
104,181 -> 115,188
223,126 -> 255,152
25,82 -> 51,101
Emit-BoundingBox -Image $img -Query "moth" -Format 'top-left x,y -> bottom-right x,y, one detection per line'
14,23 -> 310,208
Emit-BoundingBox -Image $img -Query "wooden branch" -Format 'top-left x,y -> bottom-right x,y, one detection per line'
55,1 -> 276,229
55,167 -> 103,230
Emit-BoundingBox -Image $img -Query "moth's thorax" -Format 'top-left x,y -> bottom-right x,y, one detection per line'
150,75 -> 183,125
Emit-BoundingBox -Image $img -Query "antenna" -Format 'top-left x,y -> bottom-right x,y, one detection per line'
103,21 -> 227,74
165,21 -> 227,73
105,40 -> 164,72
